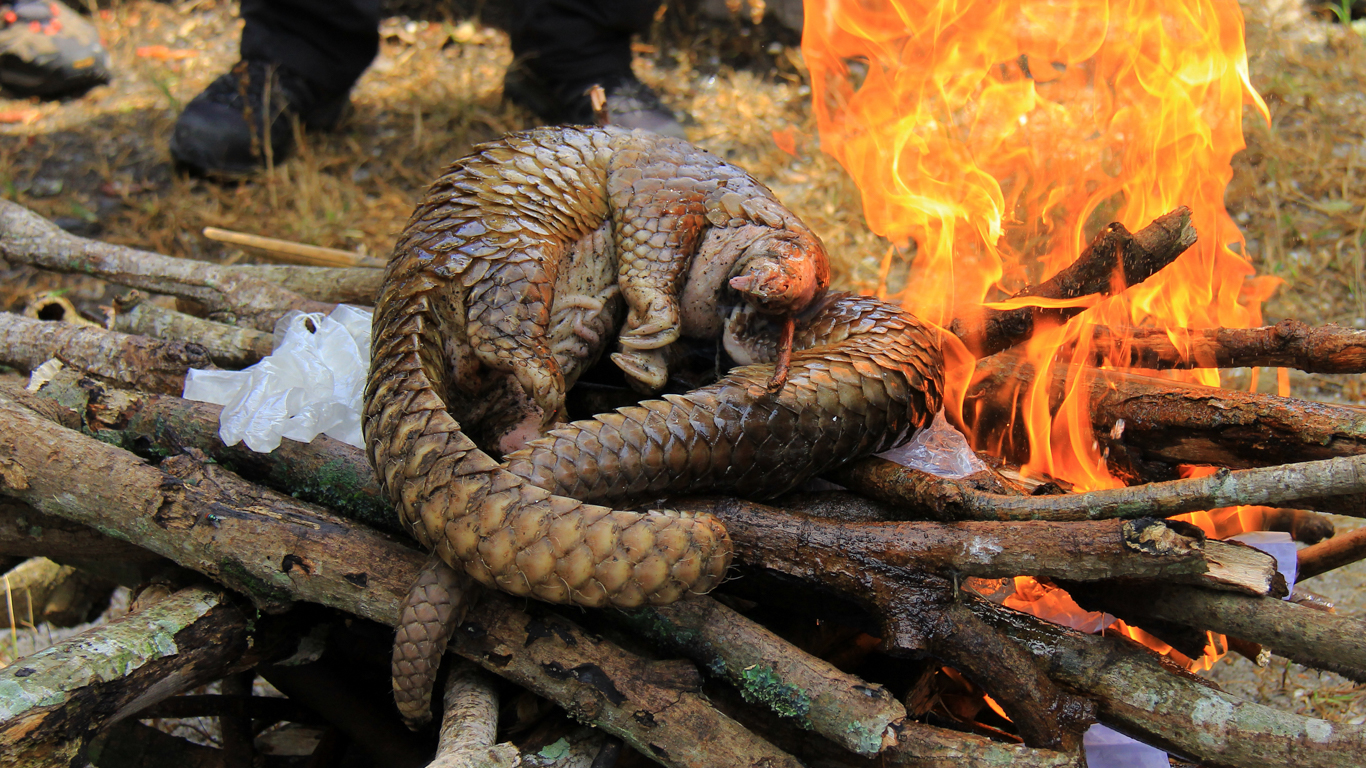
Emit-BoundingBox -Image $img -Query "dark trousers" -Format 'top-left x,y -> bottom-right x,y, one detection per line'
238,0 -> 661,95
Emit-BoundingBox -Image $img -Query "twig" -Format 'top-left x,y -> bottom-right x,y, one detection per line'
230,263 -> 382,305
1081,320 -> 1366,373
1299,527 -> 1366,581
834,453 -> 1366,524
427,660 -> 519,768
968,593 -> 1366,768
203,226 -> 380,268
0,199 -> 333,330
0,312 -> 210,394
950,207 -> 1197,358
111,291 -> 273,368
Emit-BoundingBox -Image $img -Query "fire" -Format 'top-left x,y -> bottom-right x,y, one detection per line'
802,0 -> 1279,674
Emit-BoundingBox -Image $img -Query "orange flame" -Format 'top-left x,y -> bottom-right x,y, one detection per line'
803,0 -> 1279,672
804,0 -> 1275,489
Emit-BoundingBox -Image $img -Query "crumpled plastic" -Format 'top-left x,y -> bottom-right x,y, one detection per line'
876,409 -> 989,479
183,305 -> 372,453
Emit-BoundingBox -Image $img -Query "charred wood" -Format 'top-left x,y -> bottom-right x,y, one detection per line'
1081,320 -> 1366,374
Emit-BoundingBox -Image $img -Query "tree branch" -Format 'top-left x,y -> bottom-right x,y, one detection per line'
1081,320 -> 1366,373
111,291 -> 273,369
0,312 -> 209,394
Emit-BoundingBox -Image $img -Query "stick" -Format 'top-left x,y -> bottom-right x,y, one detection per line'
203,226 -> 380,268
834,453 -> 1366,524
617,596 -> 905,756
968,593 -> 1366,768
1082,320 -> 1366,373
0,499 -> 157,563
230,263 -> 382,305
111,291 -> 273,368
1065,581 -> 1366,682
0,312 -> 210,394
0,199 -> 333,330
0,396 -> 801,768
971,351 -> 1366,473
1299,527 -> 1366,581
427,661 -> 519,768
950,207 -> 1197,358
0,556 -> 113,629
0,586 -> 293,767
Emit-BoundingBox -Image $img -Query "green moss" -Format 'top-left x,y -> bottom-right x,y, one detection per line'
737,663 -> 811,727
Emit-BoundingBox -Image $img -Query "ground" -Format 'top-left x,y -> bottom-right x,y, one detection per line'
2,0 -> 1366,748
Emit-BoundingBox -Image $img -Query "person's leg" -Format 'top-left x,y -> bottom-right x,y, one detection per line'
170,0 -> 381,175
0,0 -> 110,98
505,0 -> 685,137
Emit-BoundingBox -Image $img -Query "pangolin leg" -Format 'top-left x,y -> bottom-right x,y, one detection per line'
392,555 -> 478,728
467,258 -> 567,424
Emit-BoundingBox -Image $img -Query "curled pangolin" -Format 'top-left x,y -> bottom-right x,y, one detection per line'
364,126 -> 944,723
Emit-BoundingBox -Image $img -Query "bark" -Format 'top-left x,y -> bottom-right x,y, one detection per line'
0,312 -> 210,394
427,661 -> 520,768
616,595 -> 905,756
0,199 -> 333,330
0,396 -> 801,768
0,586 -> 292,768
13,372 -> 396,534
1081,319 -> 1366,373
970,351 -> 1366,473
0,556 -> 114,629
111,291 -> 274,369
1299,527 -> 1366,581
968,594 -> 1366,768
950,207 -> 1197,358
1066,582 -> 1366,682
834,453 -> 1366,525
231,264 -> 381,305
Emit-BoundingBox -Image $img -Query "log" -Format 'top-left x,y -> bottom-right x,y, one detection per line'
0,199 -> 333,330
111,291 -> 273,369
835,453 -> 1366,526
1065,582 -> 1366,682
0,395 -> 802,768
426,661 -> 520,768
0,312 -> 209,394
0,499 -> 156,563
230,264 -> 381,305
1081,320 -> 1366,374
970,351 -> 1366,473
968,593 -> 1366,768
616,595 -> 905,755
1299,527 -> 1366,581
88,720 -> 295,768
950,207 -> 1197,358
0,585 -> 293,767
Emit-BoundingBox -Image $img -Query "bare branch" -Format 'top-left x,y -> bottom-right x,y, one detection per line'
0,312 -> 209,394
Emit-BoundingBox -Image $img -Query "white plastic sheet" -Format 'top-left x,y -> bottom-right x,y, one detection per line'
876,409 -> 989,478
183,305 -> 372,452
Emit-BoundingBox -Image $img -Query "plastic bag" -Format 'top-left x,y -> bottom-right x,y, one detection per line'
183,305 -> 372,452
877,410 -> 989,479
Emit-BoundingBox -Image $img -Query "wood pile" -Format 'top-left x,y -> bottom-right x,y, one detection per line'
2,198 -> 1365,767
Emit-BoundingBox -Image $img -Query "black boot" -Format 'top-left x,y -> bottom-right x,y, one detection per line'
0,0 -> 110,98
169,59 -> 350,176
503,66 -> 688,139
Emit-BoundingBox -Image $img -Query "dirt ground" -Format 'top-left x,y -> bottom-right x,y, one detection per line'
3,0 -> 1366,753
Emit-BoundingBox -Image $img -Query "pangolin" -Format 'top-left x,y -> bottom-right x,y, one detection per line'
364,126 -> 944,724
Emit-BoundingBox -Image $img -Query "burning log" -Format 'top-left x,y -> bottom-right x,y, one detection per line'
950,207 -> 1197,359
0,585 -> 297,767
968,593 -> 1366,768
0,312 -> 209,395
0,199 -> 332,330
110,291 -> 274,369
970,351 -> 1366,474
1063,581 -> 1366,682
1081,320 -> 1366,374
